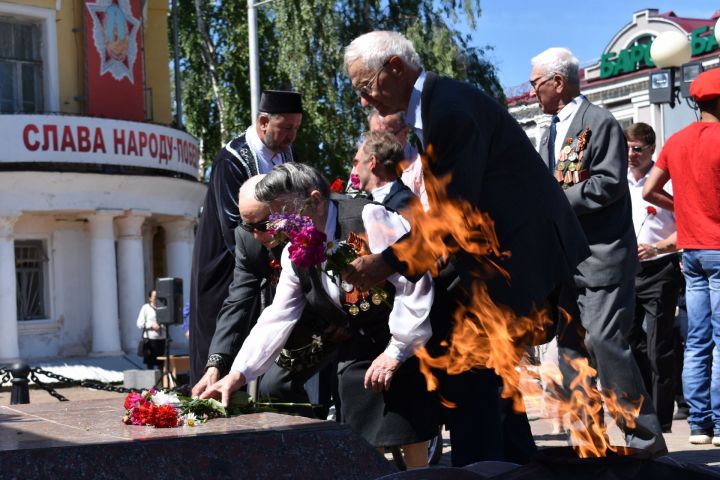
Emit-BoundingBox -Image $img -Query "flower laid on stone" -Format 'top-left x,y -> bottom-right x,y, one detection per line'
122,390 -> 317,428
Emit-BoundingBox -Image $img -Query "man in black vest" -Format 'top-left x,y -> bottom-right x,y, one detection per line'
189,91 -> 302,384
352,129 -> 416,213
202,163 -> 437,468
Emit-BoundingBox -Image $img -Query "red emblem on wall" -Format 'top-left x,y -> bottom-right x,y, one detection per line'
85,0 -> 144,121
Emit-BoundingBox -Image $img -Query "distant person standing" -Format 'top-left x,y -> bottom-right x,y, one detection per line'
643,67 -> 720,445
137,290 -> 166,369
189,90 -> 303,384
625,122 -> 681,433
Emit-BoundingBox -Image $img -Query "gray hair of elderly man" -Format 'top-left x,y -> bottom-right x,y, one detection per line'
255,163 -> 331,205
343,31 -> 421,74
531,47 -> 580,86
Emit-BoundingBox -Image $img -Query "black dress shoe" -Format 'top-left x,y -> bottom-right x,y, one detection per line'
673,406 -> 689,420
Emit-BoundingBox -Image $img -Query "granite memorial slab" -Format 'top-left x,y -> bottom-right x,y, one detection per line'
0,398 -> 395,479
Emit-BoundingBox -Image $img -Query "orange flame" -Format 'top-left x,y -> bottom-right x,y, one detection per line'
397,145 -> 644,458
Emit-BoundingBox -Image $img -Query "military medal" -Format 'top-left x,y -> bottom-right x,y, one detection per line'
562,145 -> 572,155
564,171 -> 573,184
557,161 -> 566,171
568,162 -> 576,172
568,152 -> 578,162
345,290 -> 359,305
371,293 -> 382,305
359,300 -> 370,311
341,281 -> 354,293
348,305 -> 360,316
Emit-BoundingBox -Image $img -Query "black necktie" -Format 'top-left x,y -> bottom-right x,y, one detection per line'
548,115 -> 560,171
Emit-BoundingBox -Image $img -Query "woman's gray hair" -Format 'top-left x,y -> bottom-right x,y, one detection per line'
531,47 -> 580,86
343,31 -> 421,74
255,163 -> 331,203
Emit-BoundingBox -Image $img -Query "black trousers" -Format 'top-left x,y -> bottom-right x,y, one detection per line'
628,254 -> 682,428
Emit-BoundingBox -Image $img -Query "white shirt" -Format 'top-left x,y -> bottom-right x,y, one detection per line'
628,165 -> 676,261
244,125 -> 291,173
400,145 -> 429,212
552,95 -> 585,161
370,182 -> 393,204
230,203 -> 434,382
406,70 -> 427,150
136,304 -> 166,340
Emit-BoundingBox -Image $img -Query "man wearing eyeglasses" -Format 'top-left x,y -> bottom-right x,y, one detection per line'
189,90 -> 303,385
624,122 -> 680,435
341,31 -> 590,466
531,48 -> 667,456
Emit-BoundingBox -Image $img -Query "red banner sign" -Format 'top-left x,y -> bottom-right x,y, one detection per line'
85,0 -> 144,121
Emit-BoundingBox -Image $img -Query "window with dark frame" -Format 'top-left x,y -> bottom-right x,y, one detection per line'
15,240 -> 48,321
0,18 -> 43,113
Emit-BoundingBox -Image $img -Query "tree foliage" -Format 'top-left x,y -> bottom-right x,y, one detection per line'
173,0 -> 503,178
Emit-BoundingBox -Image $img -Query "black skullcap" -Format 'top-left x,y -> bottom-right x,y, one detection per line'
259,90 -> 303,114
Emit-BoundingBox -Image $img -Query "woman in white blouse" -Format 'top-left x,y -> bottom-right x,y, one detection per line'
136,290 -> 166,369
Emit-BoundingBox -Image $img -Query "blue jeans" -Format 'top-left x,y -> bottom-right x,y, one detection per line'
682,250 -> 720,433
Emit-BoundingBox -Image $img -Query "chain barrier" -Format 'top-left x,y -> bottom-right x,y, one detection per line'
28,370 -> 69,402
32,367 -> 142,395
0,368 -> 11,385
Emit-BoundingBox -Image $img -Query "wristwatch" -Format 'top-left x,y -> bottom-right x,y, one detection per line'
651,244 -> 660,256
205,353 -> 231,373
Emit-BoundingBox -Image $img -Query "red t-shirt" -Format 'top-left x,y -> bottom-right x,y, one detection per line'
656,122 -> 720,249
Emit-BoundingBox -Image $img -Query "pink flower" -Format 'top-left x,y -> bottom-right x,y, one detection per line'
350,173 -> 360,189
124,392 -> 142,410
288,226 -> 327,269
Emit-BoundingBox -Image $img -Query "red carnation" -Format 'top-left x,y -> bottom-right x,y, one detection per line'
330,178 -> 344,193
153,405 -> 179,428
645,205 -> 657,215
138,401 -> 157,426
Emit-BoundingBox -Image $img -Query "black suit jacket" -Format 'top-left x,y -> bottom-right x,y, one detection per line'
386,73 -> 590,316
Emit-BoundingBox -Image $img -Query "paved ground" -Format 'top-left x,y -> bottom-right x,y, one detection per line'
3,383 -> 719,473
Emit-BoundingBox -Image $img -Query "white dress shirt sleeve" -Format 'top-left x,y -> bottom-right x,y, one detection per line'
229,247 -> 307,382
362,204 -> 434,362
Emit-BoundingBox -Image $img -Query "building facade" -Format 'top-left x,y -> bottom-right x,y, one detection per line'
0,0 -> 205,361
510,8 -> 720,150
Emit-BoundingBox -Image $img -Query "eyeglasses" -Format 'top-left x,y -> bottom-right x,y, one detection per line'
239,219 -> 269,233
529,74 -> 554,91
355,60 -> 390,97
629,144 -> 654,153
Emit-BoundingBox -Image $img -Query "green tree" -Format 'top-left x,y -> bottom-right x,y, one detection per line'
173,0 -> 502,178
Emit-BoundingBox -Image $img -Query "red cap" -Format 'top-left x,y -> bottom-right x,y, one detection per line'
690,68 -> 720,102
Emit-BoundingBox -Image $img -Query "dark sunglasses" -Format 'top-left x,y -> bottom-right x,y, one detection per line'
239,219 -> 269,233
629,144 -> 653,153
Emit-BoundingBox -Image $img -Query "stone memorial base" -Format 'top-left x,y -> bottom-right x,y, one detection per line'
0,398 -> 395,480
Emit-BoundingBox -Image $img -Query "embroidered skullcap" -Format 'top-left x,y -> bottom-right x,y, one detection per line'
690,68 -> 720,102
259,90 -> 303,114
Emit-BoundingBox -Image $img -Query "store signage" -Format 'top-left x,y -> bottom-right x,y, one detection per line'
600,26 -> 718,79
1,115 -> 200,178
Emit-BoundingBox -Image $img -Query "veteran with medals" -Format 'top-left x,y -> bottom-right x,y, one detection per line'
531,47 -> 667,456
201,163 -> 437,469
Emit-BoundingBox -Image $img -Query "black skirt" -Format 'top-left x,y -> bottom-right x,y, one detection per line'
337,330 -> 438,447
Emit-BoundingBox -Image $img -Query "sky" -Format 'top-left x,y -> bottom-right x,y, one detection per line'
462,1 -> 720,91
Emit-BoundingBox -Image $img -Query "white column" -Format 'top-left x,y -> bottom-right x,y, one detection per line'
0,214 -> 21,362
117,210 -> 151,353
87,209 -> 124,355
162,217 -> 195,347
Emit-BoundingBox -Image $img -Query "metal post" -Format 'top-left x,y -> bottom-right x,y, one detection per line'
172,0 -> 183,128
248,0 -> 260,125
10,362 -> 30,405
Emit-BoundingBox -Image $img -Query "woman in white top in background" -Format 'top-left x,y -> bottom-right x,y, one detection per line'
136,290 -> 167,369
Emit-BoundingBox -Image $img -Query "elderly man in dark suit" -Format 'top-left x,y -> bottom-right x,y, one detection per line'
341,31 -> 590,466
530,47 -> 666,455
352,129 -> 417,212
